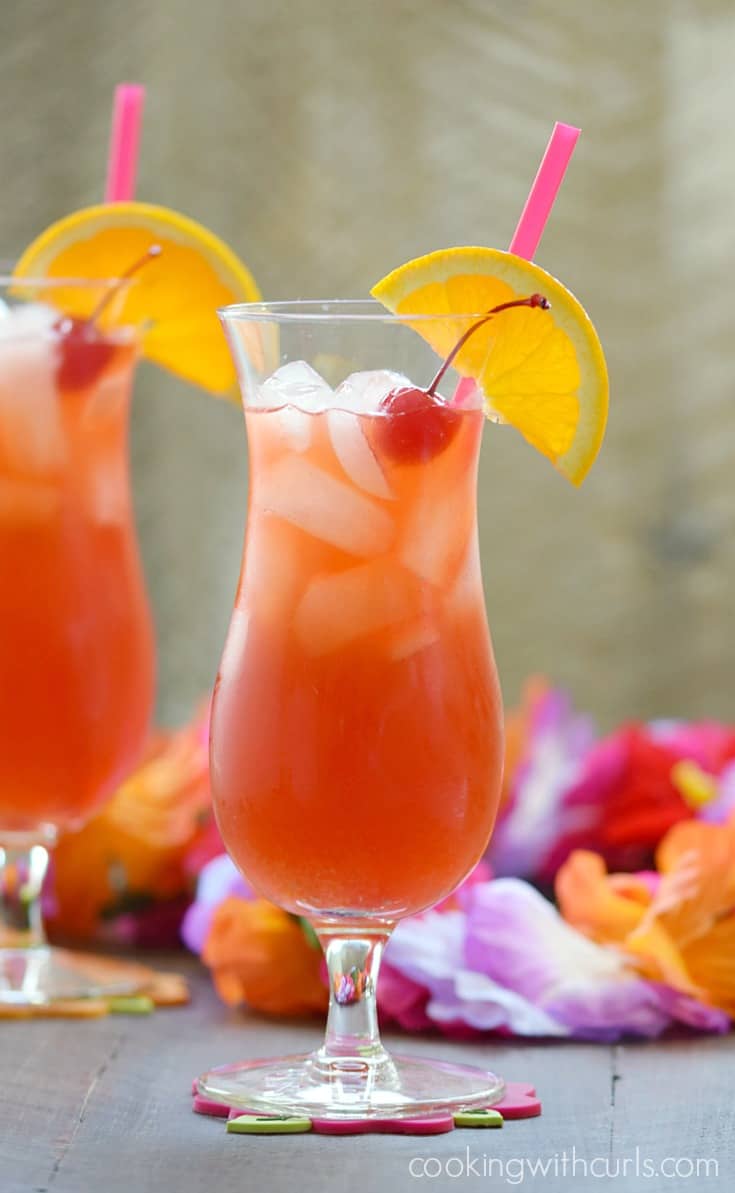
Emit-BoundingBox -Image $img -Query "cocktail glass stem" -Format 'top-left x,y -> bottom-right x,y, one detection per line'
0,834 -> 52,950
313,926 -> 393,1073
0,827 -> 148,1003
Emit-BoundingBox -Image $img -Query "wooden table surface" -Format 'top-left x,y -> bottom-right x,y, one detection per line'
1,956 -> 732,1193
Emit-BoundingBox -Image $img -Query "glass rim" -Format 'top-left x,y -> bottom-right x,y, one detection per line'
218,299 -> 493,324
0,275 -> 134,289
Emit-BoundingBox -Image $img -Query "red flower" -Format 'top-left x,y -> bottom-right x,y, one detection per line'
540,725 -> 693,878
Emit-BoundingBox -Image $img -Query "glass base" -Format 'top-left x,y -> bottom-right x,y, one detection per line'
198,1050 -> 505,1121
0,946 -> 151,1006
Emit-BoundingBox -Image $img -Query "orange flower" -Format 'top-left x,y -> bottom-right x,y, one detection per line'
556,817 -> 735,1016
49,706 -> 213,941
202,897 -> 327,1016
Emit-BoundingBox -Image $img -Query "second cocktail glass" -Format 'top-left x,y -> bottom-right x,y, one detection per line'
200,301 -> 506,1119
0,279 -> 155,1004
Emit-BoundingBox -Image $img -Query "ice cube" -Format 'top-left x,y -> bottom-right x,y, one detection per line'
399,485 -> 473,587
0,318 -> 66,475
242,517 -> 314,624
334,369 -> 413,414
295,560 -> 421,655
327,409 -> 393,500
86,468 -> 127,526
258,457 -> 394,556
386,615 -> 440,661
0,302 -> 57,341
449,540 -> 483,612
83,445 -> 127,526
259,360 -> 334,412
80,371 -> 135,525
274,405 -> 312,452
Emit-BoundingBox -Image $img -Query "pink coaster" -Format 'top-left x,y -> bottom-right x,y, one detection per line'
492,1082 -> 541,1120
193,1094 -> 231,1118
191,1076 -> 541,1134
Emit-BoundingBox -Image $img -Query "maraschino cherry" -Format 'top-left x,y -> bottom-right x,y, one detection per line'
376,293 -> 550,464
55,245 -> 161,394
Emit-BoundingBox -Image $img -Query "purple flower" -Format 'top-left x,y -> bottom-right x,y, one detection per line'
381,878 -> 728,1042
464,879 -> 729,1040
181,853 -> 253,955
383,904 -> 565,1038
489,687 -> 597,880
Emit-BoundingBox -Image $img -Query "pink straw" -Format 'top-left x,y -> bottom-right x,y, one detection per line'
104,84 -> 145,203
508,122 -> 580,260
452,121 -> 580,403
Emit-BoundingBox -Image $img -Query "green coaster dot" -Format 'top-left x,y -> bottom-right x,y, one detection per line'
227,1114 -> 313,1135
107,995 -> 155,1015
453,1108 -> 504,1128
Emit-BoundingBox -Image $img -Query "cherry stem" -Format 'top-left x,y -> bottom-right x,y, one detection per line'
425,293 -> 550,397
87,244 -> 162,325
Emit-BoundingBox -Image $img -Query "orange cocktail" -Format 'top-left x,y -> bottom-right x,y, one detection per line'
0,291 -> 154,835
201,267 -> 606,1119
211,366 -> 502,918
3,195 -> 261,1006
202,301 -> 513,1119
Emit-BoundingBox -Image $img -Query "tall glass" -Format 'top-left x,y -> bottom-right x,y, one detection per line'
200,301 -> 504,1120
0,280 -> 155,1004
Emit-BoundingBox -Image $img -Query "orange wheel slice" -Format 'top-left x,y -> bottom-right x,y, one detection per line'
13,202 -> 262,396
372,247 -> 608,485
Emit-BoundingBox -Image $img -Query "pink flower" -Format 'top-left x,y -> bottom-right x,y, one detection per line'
648,720 -> 735,773
377,963 -> 433,1033
184,817 -> 225,880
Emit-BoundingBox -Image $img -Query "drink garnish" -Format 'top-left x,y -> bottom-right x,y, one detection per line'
376,294 -> 549,464
371,247 -> 608,485
12,202 -> 261,395
55,246 -> 162,395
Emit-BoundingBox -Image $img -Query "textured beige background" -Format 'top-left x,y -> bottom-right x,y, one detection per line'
2,0 -> 734,730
